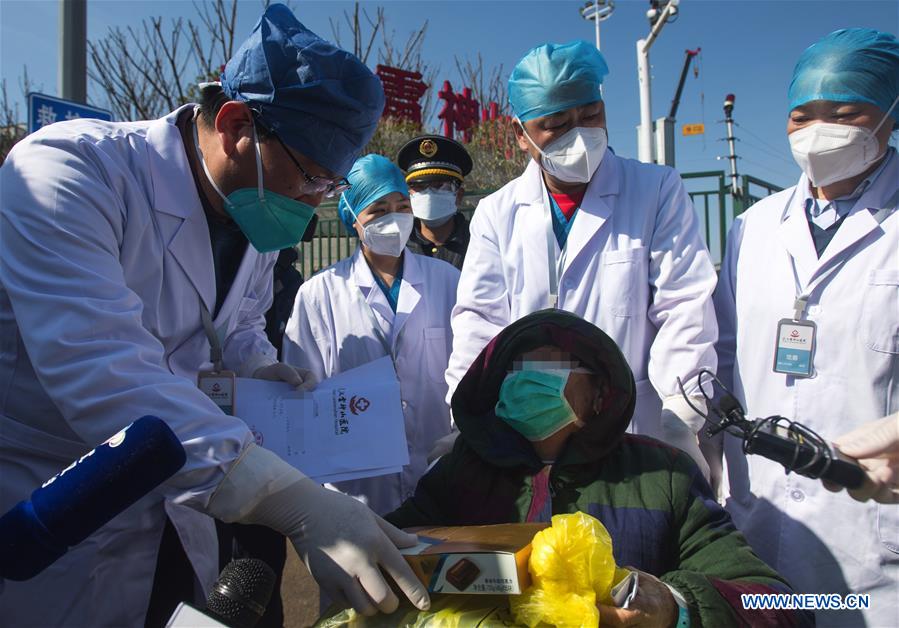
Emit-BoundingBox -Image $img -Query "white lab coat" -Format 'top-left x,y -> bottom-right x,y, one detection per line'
714,149 -> 899,627
0,107 -> 277,627
447,153 -> 718,437
283,249 -> 458,516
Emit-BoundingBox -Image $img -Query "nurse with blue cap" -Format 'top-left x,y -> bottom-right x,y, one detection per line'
0,5 -> 431,625
444,41 -> 720,485
283,154 -> 459,516
715,28 -> 899,627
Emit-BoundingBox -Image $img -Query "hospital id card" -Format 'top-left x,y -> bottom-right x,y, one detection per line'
773,319 -> 816,377
198,370 -> 236,415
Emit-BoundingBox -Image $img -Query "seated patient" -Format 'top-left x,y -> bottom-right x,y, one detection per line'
283,154 -> 459,516
387,309 -> 811,627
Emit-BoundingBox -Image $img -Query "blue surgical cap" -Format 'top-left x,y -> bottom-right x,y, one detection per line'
789,28 -> 899,123
221,4 -> 385,176
338,154 -> 409,232
508,41 -> 608,122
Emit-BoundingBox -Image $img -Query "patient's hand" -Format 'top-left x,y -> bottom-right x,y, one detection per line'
597,568 -> 678,628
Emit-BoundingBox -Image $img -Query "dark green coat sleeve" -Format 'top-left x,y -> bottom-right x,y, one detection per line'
662,451 -> 812,627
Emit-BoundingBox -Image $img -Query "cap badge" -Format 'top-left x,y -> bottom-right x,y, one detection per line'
419,139 -> 438,158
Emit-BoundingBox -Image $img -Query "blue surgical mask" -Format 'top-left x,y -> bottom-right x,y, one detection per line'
495,369 -> 579,441
193,113 -> 315,253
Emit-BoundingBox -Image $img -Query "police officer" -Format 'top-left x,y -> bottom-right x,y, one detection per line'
398,135 -> 473,270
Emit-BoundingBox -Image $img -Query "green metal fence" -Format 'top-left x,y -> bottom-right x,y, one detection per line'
296,173 -> 782,278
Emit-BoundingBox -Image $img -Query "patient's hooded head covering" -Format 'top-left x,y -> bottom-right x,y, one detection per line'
221,3 -> 385,175
338,154 -> 409,232
508,41 -> 609,122
452,310 -> 635,470
788,28 -> 899,124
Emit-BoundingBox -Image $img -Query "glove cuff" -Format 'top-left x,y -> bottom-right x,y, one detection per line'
206,443 -> 306,522
242,353 -> 278,379
662,395 -> 707,434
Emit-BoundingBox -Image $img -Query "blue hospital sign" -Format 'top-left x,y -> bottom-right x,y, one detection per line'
27,92 -> 112,134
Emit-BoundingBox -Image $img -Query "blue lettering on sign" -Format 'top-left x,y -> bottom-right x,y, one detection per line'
27,92 -> 113,134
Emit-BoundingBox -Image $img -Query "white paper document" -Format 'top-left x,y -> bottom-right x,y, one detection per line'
234,357 -> 408,483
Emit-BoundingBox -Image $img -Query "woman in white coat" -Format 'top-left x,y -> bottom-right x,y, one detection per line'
714,29 -> 898,627
0,7 -> 429,626
446,41 -> 718,477
283,154 -> 459,516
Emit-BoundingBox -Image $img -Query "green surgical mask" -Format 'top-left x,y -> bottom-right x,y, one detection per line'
193,112 -> 315,253
495,369 -> 579,441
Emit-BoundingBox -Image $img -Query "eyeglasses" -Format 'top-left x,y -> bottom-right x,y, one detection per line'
408,180 -> 460,194
273,134 -> 351,199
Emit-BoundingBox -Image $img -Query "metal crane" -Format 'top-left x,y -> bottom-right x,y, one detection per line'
668,48 -> 700,122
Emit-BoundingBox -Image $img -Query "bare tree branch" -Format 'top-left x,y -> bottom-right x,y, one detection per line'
88,0 -> 244,121
0,66 -> 34,164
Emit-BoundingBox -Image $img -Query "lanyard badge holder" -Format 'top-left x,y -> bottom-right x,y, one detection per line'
198,303 -> 236,415
773,298 -> 817,378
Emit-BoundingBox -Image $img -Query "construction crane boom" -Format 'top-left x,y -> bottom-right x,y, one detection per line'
668,47 -> 700,121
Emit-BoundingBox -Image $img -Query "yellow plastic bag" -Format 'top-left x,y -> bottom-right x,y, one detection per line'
510,512 -> 624,628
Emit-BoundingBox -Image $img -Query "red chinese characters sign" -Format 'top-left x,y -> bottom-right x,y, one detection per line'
376,65 -> 428,125
438,81 -> 502,143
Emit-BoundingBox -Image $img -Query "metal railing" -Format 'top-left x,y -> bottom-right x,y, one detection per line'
296,173 -> 782,278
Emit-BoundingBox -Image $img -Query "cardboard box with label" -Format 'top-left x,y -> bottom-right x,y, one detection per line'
400,523 -> 548,595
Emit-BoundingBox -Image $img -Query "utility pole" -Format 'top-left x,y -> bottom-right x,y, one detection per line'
59,0 -> 87,104
723,93 -> 740,197
636,0 -> 679,163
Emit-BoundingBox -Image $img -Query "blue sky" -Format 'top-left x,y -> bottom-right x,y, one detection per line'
1,0 -> 897,189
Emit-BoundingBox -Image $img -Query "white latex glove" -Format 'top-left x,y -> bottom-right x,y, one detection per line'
208,444 -> 430,616
253,362 -> 317,391
427,429 -> 459,464
829,412 -> 899,504
660,395 -> 711,482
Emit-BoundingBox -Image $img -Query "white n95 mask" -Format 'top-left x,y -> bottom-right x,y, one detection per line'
360,213 -> 414,257
410,189 -> 458,226
522,125 -> 608,183
789,96 -> 898,187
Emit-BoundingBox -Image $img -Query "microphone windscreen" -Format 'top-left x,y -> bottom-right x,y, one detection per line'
31,415 -> 186,545
0,416 -> 186,580
205,558 -> 276,628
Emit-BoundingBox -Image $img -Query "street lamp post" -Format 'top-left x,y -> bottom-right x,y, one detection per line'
59,0 -> 87,104
636,0 -> 679,163
580,1 -> 615,51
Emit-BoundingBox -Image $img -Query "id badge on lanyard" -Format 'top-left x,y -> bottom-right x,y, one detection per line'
773,317 -> 817,377
198,302 -> 236,414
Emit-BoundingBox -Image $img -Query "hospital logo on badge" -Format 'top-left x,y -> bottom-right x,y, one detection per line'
212,383 -> 222,392
419,139 -> 438,158
349,396 -> 370,415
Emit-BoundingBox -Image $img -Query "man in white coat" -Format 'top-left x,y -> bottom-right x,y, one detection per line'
0,5 -> 429,626
714,28 -> 898,627
283,154 -> 459,516
445,41 -> 718,477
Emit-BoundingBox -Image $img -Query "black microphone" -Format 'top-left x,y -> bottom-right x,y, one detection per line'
679,370 -> 867,489
0,416 -> 186,580
205,558 -> 277,628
